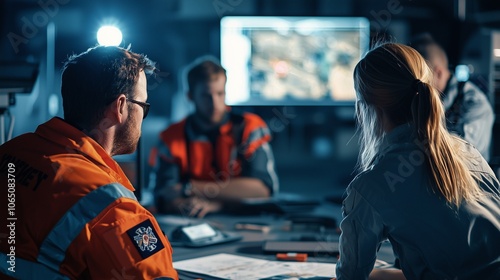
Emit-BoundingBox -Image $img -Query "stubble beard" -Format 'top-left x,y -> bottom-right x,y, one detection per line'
112,114 -> 140,155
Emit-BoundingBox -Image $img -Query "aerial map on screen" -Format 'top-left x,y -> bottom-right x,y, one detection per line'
221,17 -> 370,105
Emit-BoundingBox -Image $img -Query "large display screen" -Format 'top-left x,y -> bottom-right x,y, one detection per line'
221,16 -> 370,106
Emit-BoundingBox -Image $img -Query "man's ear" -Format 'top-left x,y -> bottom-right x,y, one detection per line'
109,94 -> 128,124
434,66 -> 443,80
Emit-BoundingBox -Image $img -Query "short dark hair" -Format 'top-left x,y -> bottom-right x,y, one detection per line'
186,58 -> 226,93
61,46 -> 155,130
410,33 -> 436,59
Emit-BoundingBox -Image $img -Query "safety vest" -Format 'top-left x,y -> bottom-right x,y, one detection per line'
150,112 -> 271,183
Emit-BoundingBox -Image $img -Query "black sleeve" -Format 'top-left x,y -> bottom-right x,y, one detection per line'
151,143 -> 182,212
240,142 -> 279,195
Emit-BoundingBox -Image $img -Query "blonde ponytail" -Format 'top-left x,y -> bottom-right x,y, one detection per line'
412,80 -> 482,206
355,43 -> 483,207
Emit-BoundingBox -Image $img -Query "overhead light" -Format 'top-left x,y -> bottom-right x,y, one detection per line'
97,26 -> 122,46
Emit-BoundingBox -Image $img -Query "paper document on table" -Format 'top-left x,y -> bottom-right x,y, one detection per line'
173,253 -> 336,279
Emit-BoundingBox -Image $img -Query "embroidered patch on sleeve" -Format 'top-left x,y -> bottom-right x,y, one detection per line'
126,219 -> 165,259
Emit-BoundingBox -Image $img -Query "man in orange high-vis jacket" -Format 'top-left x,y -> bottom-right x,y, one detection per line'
150,57 -> 279,218
0,46 -> 178,280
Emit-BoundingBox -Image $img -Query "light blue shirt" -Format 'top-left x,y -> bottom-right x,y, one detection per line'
336,124 -> 500,280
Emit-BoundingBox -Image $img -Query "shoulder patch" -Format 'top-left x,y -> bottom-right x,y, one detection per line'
126,219 -> 165,259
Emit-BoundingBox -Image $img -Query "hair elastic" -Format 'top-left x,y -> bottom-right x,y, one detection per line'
412,79 -> 423,92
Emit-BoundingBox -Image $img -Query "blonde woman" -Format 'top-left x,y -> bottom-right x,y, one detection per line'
336,43 -> 500,280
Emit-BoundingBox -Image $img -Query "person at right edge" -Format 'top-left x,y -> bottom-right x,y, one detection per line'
336,42 -> 500,279
411,33 -> 494,161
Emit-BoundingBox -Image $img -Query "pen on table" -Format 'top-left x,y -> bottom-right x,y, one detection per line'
276,253 -> 308,262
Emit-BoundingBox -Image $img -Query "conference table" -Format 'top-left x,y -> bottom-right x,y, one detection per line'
155,199 -> 397,279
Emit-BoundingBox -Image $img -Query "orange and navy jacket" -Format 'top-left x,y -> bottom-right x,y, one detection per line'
150,112 -> 279,207
0,117 -> 178,280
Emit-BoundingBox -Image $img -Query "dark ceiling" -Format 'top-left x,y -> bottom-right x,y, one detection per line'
2,0 -> 498,60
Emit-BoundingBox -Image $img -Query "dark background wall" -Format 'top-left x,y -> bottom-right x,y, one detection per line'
1,0 -> 499,200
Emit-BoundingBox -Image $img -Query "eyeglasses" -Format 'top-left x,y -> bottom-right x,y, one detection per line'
127,98 -> 150,119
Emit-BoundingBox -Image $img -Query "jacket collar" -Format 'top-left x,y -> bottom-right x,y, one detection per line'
35,117 -> 134,190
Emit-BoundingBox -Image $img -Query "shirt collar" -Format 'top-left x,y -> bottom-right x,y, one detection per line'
378,123 -> 416,155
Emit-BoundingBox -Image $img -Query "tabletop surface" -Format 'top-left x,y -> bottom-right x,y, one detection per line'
155,201 -> 396,265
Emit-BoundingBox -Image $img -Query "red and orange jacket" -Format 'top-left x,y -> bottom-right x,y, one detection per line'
149,112 -> 279,206
0,117 -> 178,280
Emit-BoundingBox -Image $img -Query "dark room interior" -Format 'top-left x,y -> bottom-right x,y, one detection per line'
3,0 -> 499,200
1,0 -> 500,279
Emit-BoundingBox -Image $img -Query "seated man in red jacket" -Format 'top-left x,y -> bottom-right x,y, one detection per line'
150,57 -> 279,217
0,46 -> 178,280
